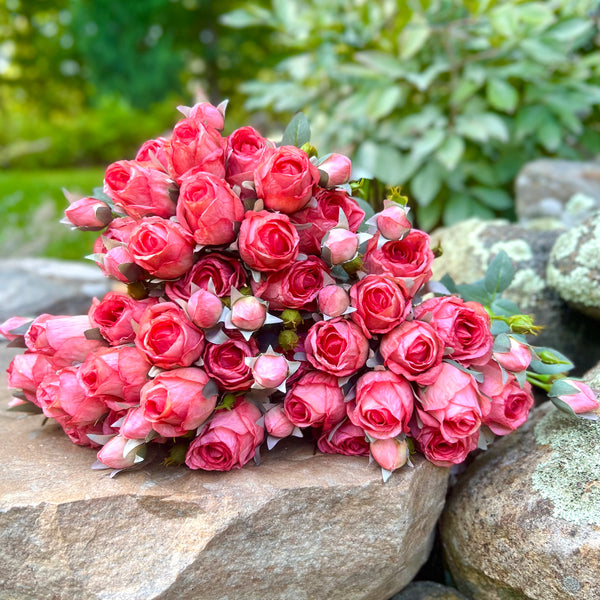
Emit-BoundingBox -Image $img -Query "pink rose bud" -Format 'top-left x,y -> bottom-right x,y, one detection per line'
120,406 -> 154,440
264,404 -> 295,438
318,153 -> 352,187
0,316 -> 31,341
231,296 -> 267,331
318,285 -> 350,318
323,228 -> 359,265
188,101 -> 225,131
253,354 -> 289,389
187,289 -> 223,329
376,205 -> 411,240
65,197 -> 113,231
493,338 -> 532,372
557,380 -> 599,414
370,438 -> 409,472
97,435 -> 143,469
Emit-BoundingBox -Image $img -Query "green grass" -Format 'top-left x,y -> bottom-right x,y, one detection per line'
0,167 -> 106,260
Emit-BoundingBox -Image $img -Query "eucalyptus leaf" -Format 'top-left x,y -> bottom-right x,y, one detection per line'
548,379 -> 581,398
484,251 -> 514,296
280,112 -> 311,147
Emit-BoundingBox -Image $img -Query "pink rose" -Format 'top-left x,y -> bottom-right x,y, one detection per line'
376,204 -> 411,240
78,346 -> 150,405
120,406 -> 155,440
493,337 -> 532,372
380,320 -> 444,386
252,256 -> 330,311
322,228 -> 359,264
165,251 -> 247,301
226,126 -> 275,186
187,101 -> 225,131
166,117 -> 226,180
135,302 -> 205,369
284,370 -> 345,429
318,420 -> 370,456
415,425 -> 479,467
346,370 -> 414,439
252,353 -> 289,389
64,196 -> 113,231
93,217 -> 139,282
177,170 -> 245,246
185,400 -> 265,471
128,217 -> 195,280
290,188 -> 365,255
417,362 -> 489,442
103,160 -> 175,219
187,288 -> 224,329
318,153 -> 352,188
238,210 -> 299,272
230,296 -> 267,331
264,404 -> 295,438
363,230 -> 434,296
0,316 -> 32,341
370,438 -> 409,471
203,331 -> 258,391
97,435 -> 143,469
89,292 -> 158,346
305,318 -> 369,377
318,285 -> 350,318
136,136 -> 170,171
415,296 -> 493,367
350,274 -> 411,339
254,145 -> 320,213
140,367 -> 217,437
7,352 -> 55,404
555,379 -> 599,414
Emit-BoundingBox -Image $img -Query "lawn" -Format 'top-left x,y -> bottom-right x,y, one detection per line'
0,167 -> 106,260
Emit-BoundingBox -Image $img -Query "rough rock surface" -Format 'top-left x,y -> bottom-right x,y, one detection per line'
430,218 -> 600,374
390,581 -> 469,599
440,368 -> 600,600
0,257 -> 109,321
547,211 -> 600,320
515,159 -> 600,225
0,356 -> 448,600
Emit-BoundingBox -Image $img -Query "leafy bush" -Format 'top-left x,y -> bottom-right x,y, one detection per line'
223,0 -> 600,229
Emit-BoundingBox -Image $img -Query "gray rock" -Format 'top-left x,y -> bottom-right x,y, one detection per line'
0,365 -> 448,600
547,211 -> 600,320
0,257 -> 109,321
390,581 -> 468,599
440,368 -> 600,600
515,159 -> 600,226
430,218 -> 600,374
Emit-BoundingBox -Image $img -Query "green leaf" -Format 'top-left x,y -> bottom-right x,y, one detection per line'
416,195 -> 443,231
455,113 -> 509,143
436,135 -> 465,171
547,18 -> 594,44
354,197 -> 376,226
548,379 -> 581,398
281,112 -> 311,147
529,347 -> 574,375
450,78 -> 481,105
220,7 -> 271,28
440,273 -> 458,294
520,39 -> 565,65
410,129 -> 446,165
354,51 -> 406,78
456,281 -> 493,306
471,187 -> 514,210
484,250 -> 515,296
538,119 -> 562,151
490,297 -> 521,317
399,17 -> 431,59
493,333 -> 511,353
411,162 -> 443,207
404,61 -> 448,92
443,194 -> 495,226
365,86 -> 403,120
486,79 -> 519,113
550,396 -> 577,417
490,319 -> 511,335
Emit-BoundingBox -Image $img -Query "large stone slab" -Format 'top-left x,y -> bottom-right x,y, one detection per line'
0,357 -> 448,600
440,368 -> 600,600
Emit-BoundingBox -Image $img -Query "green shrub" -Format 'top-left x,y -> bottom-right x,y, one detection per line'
223,0 -> 600,229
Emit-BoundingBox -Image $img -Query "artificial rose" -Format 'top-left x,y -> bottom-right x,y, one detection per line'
290,188 -> 365,255
128,216 -> 195,280
177,170 -> 244,246
363,230 -> 434,296
120,406 -> 155,440
135,136 -> 169,171
252,256 -> 330,311
415,425 -> 479,468
0,316 -> 32,341
264,404 -> 295,439
93,216 -> 139,282
370,438 -> 409,471
225,125 -> 275,186
305,318 -> 369,377
165,251 -> 247,301
252,353 -> 289,389
415,296 -> 493,366
185,400 -> 264,471
317,153 -> 352,187
64,196 -> 113,231
346,370 -> 414,439
186,288 -> 224,329
230,296 -> 267,331
7,352 -> 55,404
103,160 -> 175,219
77,346 -> 150,405
135,302 -> 205,369
89,292 -> 158,346
322,228 -> 359,264
376,204 -> 411,240
284,370 -> 345,429
254,145 -> 319,213
140,367 -> 217,437
238,210 -> 299,272
350,274 -> 411,338
380,320 -> 444,386
493,337 -> 532,373
318,285 -> 350,318
96,435 -> 144,469
317,420 -> 370,456
187,101 -> 225,131
166,117 -> 226,180
202,331 -> 258,391
555,379 -> 599,414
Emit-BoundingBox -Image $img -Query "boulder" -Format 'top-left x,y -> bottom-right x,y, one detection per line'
0,257 -> 109,321
547,211 -> 600,320
0,360 -> 448,600
390,581 -> 469,599
430,218 -> 600,374
515,159 -> 600,226
440,368 -> 600,600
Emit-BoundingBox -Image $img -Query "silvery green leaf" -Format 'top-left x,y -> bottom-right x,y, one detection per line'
87,433 -> 116,446
281,112 -> 311,147
123,438 -> 145,459
84,328 -> 105,342
202,379 -> 219,400
548,379 -> 580,398
381,468 -> 394,483
91,460 -> 111,470
266,435 -> 280,450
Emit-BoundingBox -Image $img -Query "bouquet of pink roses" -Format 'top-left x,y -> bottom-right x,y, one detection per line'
3,102 -> 598,480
